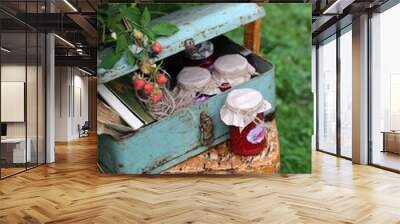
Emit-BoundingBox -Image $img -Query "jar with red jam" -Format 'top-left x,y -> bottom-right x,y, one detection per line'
184,41 -> 215,70
220,88 -> 272,156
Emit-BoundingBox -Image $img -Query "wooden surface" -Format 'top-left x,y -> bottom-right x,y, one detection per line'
163,120 -> 279,174
1,136 -> 400,223
244,19 -> 262,54
88,76 -> 98,133
0,167 -> 25,178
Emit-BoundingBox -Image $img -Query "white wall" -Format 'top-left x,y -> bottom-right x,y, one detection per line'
72,73 -> 89,138
55,67 -> 69,141
1,64 -> 46,164
1,65 -> 26,139
54,67 -> 89,141
1,65 -> 43,138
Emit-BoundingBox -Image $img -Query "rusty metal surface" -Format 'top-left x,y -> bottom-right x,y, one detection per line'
162,119 -> 280,174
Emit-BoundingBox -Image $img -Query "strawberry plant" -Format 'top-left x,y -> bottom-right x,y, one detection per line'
97,3 -> 179,104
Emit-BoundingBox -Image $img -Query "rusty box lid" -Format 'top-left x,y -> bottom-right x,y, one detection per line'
98,3 -> 266,83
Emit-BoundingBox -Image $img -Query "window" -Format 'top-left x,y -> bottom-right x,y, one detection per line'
0,2 -> 47,179
317,36 -> 337,154
316,26 -> 353,159
370,3 -> 400,171
339,28 -> 352,158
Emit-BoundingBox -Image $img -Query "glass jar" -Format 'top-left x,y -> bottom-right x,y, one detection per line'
220,88 -> 272,156
184,41 -> 215,70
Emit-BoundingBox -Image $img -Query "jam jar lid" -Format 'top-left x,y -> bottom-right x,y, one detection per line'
177,66 -> 212,90
184,41 -> 214,60
220,88 -> 271,128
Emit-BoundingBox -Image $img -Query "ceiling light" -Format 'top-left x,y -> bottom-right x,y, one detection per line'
78,67 -> 93,76
54,34 -> 75,48
1,47 -> 11,53
63,0 -> 78,12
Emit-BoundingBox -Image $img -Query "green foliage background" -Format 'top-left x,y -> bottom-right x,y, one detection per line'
145,3 -> 313,173
224,4 -> 312,173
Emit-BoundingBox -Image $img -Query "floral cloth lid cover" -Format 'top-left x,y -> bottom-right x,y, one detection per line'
213,54 -> 256,87
220,88 -> 271,129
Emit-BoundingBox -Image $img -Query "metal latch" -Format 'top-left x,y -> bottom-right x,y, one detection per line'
199,111 -> 214,146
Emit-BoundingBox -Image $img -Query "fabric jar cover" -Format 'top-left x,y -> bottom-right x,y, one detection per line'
213,54 -> 256,87
220,88 -> 271,131
176,66 -> 220,96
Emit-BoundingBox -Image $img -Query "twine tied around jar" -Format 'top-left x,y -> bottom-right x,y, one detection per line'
134,69 -> 213,121
173,67 -> 221,109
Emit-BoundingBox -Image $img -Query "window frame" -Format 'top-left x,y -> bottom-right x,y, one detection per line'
315,23 -> 353,160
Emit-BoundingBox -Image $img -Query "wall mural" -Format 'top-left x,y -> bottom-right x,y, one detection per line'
96,3 -> 311,174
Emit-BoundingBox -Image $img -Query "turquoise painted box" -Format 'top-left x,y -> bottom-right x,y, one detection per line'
97,3 -> 275,174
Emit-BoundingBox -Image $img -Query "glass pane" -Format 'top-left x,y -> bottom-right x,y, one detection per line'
27,31 -> 38,169
317,36 -> 337,154
371,4 -> 400,171
340,29 -> 352,158
38,33 -> 45,165
1,31 -> 27,177
26,0 -> 40,170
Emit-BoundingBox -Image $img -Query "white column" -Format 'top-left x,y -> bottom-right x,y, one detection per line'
312,45 -> 317,150
352,14 -> 369,164
46,33 -> 55,163
46,1 -> 55,163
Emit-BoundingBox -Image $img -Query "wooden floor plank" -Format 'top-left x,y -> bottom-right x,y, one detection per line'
0,135 -> 399,223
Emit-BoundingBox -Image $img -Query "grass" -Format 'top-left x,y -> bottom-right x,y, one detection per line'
225,4 -> 312,173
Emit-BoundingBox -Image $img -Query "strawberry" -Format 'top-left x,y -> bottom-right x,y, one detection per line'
143,83 -> 154,95
157,73 -> 168,85
151,41 -> 162,54
151,92 -> 162,104
133,77 -> 145,90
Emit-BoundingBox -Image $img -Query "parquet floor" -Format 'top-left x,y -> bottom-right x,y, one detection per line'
1,135 -> 400,224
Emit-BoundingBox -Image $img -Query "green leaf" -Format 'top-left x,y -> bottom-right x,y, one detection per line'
141,7 -> 151,26
97,15 -> 104,24
121,6 -> 141,24
110,23 -> 125,33
115,34 -> 129,54
104,4 -> 120,17
104,36 -> 116,44
141,27 -> 155,41
100,51 -> 121,69
151,22 -> 179,37
107,14 -> 123,30
126,51 -> 135,66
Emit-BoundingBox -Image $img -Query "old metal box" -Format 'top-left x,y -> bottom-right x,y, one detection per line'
97,3 -> 275,174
